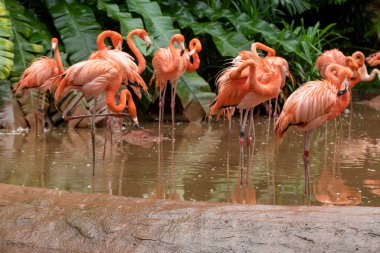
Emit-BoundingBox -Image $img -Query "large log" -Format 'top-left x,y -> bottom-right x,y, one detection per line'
0,183 -> 379,252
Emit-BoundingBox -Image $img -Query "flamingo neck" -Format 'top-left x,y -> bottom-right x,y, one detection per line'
96,31 -> 121,50
169,37 -> 180,68
55,46 -> 64,74
127,31 -> 146,74
106,86 -> 127,113
187,53 -> 200,72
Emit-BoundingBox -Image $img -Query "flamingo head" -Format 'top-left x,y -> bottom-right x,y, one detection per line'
110,32 -> 123,50
135,29 -> 151,51
188,38 -> 202,57
171,34 -> 185,56
273,57 -> 293,89
51,38 -> 58,58
352,51 -> 365,67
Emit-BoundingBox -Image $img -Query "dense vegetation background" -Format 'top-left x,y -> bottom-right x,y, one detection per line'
0,0 -> 379,129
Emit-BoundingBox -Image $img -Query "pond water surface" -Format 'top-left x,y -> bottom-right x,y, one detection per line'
1,104 -> 380,206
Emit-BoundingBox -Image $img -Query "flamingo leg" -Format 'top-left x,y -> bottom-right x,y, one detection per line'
303,131 -> 312,198
267,99 -> 272,142
273,96 -> 279,131
239,109 -> 250,185
91,96 -> 98,176
171,80 -> 178,131
246,108 -> 254,185
159,83 -> 168,139
38,92 -> 46,133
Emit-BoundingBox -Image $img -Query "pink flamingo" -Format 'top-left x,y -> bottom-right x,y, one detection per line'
150,34 -> 187,136
210,44 -> 291,184
14,38 -> 64,130
275,64 -> 353,195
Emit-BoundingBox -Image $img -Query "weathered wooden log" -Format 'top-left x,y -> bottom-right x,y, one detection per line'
0,183 -> 379,252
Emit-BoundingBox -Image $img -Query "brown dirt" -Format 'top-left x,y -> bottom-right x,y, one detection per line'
0,183 -> 379,252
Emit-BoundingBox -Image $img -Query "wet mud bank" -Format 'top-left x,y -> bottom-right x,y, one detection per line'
0,183 -> 379,252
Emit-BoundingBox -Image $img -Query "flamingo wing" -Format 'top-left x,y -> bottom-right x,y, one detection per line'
54,59 -> 121,101
15,57 -> 60,94
275,80 -> 338,138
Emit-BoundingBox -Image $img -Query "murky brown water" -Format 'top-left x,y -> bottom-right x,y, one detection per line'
1,103 -> 379,206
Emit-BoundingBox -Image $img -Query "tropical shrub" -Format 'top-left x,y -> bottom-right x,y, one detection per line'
0,0 -> 378,129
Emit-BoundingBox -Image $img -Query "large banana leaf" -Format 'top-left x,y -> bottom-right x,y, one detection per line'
126,0 -> 215,120
4,0 -> 52,129
44,0 -> 102,64
163,1 -> 251,57
0,0 -> 14,80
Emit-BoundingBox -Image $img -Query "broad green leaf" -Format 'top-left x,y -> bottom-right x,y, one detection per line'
177,72 -> 215,120
97,0 -> 149,55
0,1 -> 14,80
44,0 -> 102,64
127,0 -> 180,49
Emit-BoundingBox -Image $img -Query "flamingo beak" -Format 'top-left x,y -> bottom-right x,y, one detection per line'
116,40 -> 123,50
51,42 -> 57,58
180,42 -> 185,56
187,48 -> 196,60
144,35 -> 151,51
337,78 -> 349,96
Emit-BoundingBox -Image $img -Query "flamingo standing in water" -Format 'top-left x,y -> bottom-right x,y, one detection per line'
53,59 -> 139,175
150,34 -> 187,137
210,43 -> 292,184
275,64 -> 353,195
14,37 -> 64,131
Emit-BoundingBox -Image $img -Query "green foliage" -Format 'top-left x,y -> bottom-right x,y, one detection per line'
0,0 -> 14,80
0,0 -> 378,129
44,0 -> 102,64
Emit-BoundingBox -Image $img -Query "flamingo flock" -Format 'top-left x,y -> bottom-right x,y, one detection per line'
13,29 -> 380,186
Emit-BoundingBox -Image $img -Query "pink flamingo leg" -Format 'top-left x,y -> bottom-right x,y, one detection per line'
303,131 -> 312,198
239,109 -> 250,185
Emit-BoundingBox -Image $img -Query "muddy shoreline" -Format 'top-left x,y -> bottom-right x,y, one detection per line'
0,183 -> 379,252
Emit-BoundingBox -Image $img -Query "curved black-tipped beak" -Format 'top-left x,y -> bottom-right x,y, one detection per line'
337,78 -> 349,96
52,50 -> 55,58
146,44 -> 151,51
337,89 -> 348,96
180,48 -> 185,56
134,123 -> 143,129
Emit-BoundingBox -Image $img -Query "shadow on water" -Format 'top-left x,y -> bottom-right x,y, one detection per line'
0,103 -> 379,206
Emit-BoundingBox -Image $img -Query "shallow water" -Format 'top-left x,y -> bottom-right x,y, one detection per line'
1,103 -> 379,206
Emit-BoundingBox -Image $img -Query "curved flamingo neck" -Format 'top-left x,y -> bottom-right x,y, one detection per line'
187,39 -> 201,71
230,60 -> 279,97
96,31 -> 121,50
106,86 -> 126,113
55,43 -> 64,74
127,30 -> 146,74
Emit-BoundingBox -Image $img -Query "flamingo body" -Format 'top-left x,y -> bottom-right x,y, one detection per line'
15,38 -> 64,94
275,64 -> 353,140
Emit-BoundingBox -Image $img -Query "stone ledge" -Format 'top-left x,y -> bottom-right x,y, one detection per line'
0,183 -> 379,252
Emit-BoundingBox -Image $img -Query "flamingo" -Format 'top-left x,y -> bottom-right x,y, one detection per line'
89,29 -> 151,98
14,37 -> 64,130
150,34 -> 187,137
366,51 -> 380,66
186,38 -> 202,72
60,30 -> 123,119
210,46 -> 292,184
274,64 -> 353,195
53,59 -> 140,175
316,49 -> 380,87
